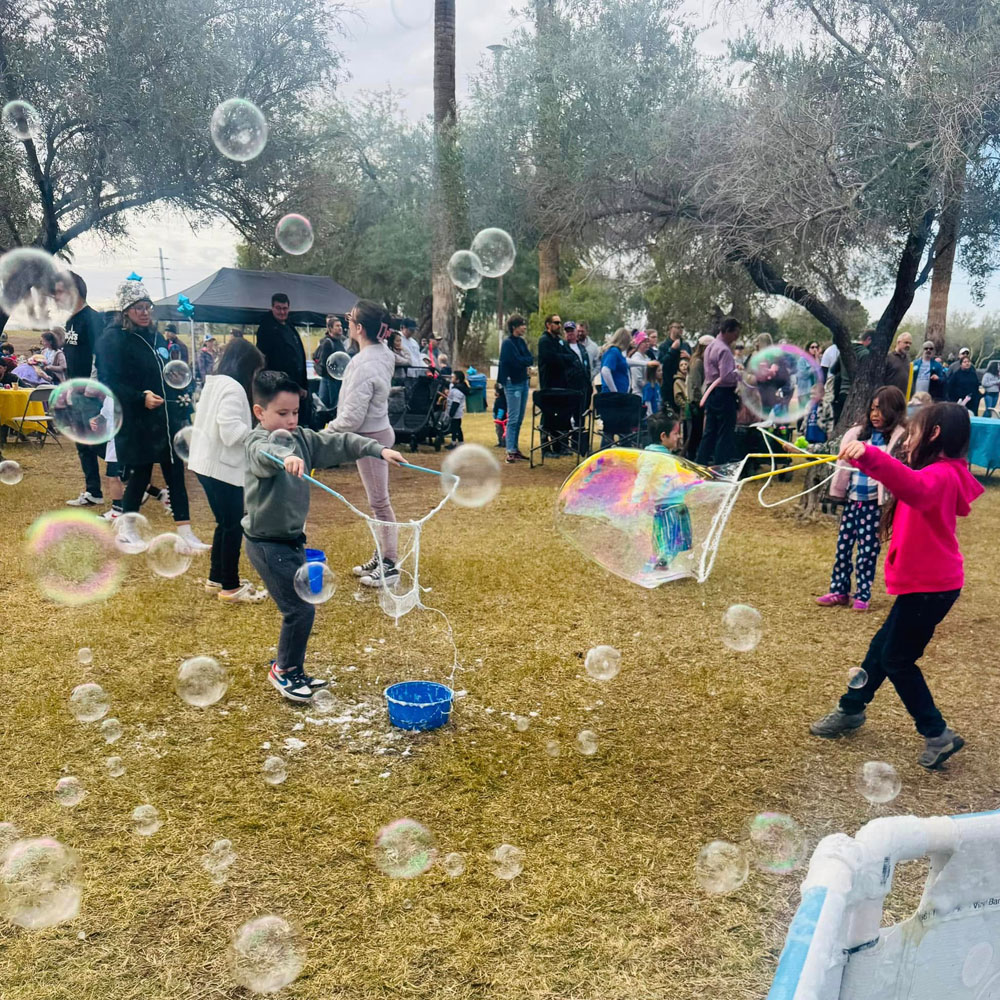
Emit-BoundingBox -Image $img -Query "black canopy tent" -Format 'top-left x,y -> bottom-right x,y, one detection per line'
153,267 -> 359,327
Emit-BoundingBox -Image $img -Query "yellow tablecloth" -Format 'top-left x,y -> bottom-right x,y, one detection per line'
0,388 -> 48,435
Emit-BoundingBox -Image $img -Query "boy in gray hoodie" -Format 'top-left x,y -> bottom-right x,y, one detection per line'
244,371 -> 404,702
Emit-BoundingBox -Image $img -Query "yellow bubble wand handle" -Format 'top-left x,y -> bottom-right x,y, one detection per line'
742,454 -> 839,483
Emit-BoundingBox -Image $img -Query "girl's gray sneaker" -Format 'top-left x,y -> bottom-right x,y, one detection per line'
810,707 -> 866,738
918,728 -> 964,769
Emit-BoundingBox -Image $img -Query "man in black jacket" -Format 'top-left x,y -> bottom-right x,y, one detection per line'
537,314 -> 584,456
64,272 -> 111,507
313,314 -> 345,410
255,292 -> 311,424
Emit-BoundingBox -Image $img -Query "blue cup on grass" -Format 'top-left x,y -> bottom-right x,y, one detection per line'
304,547 -> 326,595
384,681 -> 453,731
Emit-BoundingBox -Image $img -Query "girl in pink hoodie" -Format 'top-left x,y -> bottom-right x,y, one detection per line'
810,403 -> 983,769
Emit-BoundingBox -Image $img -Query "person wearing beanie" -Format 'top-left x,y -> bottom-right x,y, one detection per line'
97,277 -> 209,553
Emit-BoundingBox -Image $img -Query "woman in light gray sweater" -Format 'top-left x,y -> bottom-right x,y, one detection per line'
330,299 -> 400,587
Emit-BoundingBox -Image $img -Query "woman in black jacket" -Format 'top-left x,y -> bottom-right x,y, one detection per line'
946,356 -> 982,415
98,279 -> 208,551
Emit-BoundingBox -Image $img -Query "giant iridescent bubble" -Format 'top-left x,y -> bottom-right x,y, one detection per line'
740,344 -> 824,424
555,448 -> 740,588
48,379 -> 122,446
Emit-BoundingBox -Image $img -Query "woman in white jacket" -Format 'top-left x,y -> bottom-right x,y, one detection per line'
330,299 -> 400,588
189,338 -> 267,603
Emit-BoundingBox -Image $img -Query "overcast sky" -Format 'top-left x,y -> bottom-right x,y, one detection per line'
71,0 -> 997,324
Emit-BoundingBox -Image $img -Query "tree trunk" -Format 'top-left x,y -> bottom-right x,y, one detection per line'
924,171 -> 965,353
431,0 -> 460,365
534,0 -> 560,305
538,233 -> 560,302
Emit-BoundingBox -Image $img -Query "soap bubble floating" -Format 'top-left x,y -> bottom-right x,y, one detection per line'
172,426 -> 193,463
847,667 -> 868,690
100,718 -> 123,744
162,360 -> 192,389
2,99 -> 40,140
721,604 -> 763,652
440,443 -> 501,508
69,682 -> 110,723
275,213 -> 314,255
229,914 -> 305,994
54,777 -> 85,808
0,460 -> 23,485
695,840 -> 750,894
146,533 -> 193,579
747,813 -> 806,873
176,656 -> 229,707
741,343 -> 824,425
293,562 -> 336,604
132,805 -> 162,836
326,351 -> 351,379
491,843 -> 524,881
471,228 -> 516,277
210,98 -> 267,162
856,761 -> 901,805
262,756 -> 287,786
0,247 -> 75,330
0,837 -> 82,929
267,428 -> 296,458
447,250 -> 482,290
584,645 -> 621,681
49,378 -> 122,446
114,512 -> 153,555
374,819 -> 436,878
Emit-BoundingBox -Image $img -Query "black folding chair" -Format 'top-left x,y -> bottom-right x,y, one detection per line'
10,385 -> 61,447
593,392 -> 644,450
529,388 -> 584,467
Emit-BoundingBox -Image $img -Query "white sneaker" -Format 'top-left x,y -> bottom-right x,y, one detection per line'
175,525 -> 210,552
353,552 -> 381,577
66,491 -> 103,507
101,507 -> 122,521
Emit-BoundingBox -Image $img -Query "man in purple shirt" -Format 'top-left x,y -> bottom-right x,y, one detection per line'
696,316 -> 743,465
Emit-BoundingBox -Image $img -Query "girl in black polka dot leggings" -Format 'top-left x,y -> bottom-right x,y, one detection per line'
815,386 -> 907,611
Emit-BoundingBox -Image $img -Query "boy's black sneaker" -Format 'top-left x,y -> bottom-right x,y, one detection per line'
360,558 -> 400,589
268,663 -> 313,703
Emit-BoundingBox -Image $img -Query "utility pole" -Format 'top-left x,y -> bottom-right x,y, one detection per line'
157,248 -> 168,299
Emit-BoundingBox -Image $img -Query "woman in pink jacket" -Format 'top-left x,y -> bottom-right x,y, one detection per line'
810,402 -> 983,769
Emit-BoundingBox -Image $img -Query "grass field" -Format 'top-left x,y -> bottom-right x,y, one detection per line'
0,410 -> 997,1000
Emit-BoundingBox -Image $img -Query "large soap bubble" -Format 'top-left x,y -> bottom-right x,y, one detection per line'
856,761 -> 901,804
162,360 -> 192,389
262,756 -> 287,786
747,813 -> 806,873
740,344 -> 824,424
25,510 -> 123,606
293,562 -> 336,604
491,843 -> 525,881
721,604 -> 763,652
326,351 -> 351,380
441,442 -> 501,507
0,460 -> 23,485
0,247 -> 76,330
49,378 -> 122,446
694,840 -> 749,894
132,804 -> 162,836
471,228 -> 516,277
0,837 -> 82,930
176,656 -> 229,708
374,819 -> 436,878
229,915 -> 306,994
447,250 -> 483,290
173,426 -> 193,463
584,645 -> 621,682
69,682 -> 110,723
275,214 -> 314,255
2,99 -> 40,140
556,448 -> 738,589
210,98 -> 268,162
146,533 -> 194,579
114,512 -> 153,555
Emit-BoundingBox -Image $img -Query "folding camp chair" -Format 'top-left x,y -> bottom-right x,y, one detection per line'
529,388 -> 584,467
9,385 -> 61,447
593,392 -> 644,450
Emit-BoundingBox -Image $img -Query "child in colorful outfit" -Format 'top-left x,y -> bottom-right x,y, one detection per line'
816,386 -> 907,612
444,370 -> 468,449
642,410 -> 692,570
810,402 -> 983,769
243,371 -> 405,702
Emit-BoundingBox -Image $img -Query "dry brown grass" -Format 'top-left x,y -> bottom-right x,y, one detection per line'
0,411 -> 998,1000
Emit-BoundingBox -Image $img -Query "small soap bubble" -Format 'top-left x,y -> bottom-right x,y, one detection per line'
441,442 -> 501,508
114,512 -> 153,555
747,813 -> 806,873
104,756 -> 125,779
0,460 -> 23,485
0,247 -> 76,329
293,562 -> 336,604
172,426 -> 193,463
856,761 -> 901,804
512,715 -> 530,732
202,838 -> 237,880
491,843 -> 524,881
695,840 -> 750,894
584,645 -> 621,682
721,604 -> 763,652
389,0 -> 432,30
69,682 -> 109,723
2,99 -> 40,140
267,428 -> 296,459
229,915 -> 305,994
49,378 -> 122,446
0,838 -> 82,929
176,656 -> 229,708
132,804 -> 162,836
441,852 -> 466,877
326,351 -> 351,379
100,718 -> 123,744
575,729 -> 598,756
262,756 -> 287,786
847,667 -> 868,689
162,360 -> 192,389
77,647 -> 93,666
210,98 -> 268,162
470,228 -> 516,278
447,250 -> 483,290
374,819 -> 436,878
275,213 -> 314,255
26,510 -> 123,606
54,776 -> 85,808
311,688 -> 335,715
544,740 -> 561,758
146,533 -> 193,579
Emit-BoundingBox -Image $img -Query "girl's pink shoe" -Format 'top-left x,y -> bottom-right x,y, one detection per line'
815,593 -> 849,606
852,599 -> 870,612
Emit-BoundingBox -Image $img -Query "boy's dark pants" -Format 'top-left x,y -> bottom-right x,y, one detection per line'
839,590 -> 960,737
245,538 -> 314,672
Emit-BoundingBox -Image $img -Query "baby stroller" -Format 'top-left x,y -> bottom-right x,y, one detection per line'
391,372 -> 447,452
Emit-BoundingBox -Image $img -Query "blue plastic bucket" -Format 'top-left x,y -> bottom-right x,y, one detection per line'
384,681 -> 454,732
304,548 -> 326,595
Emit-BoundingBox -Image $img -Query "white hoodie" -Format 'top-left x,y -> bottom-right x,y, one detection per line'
189,374 -> 254,486
329,343 -> 396,434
